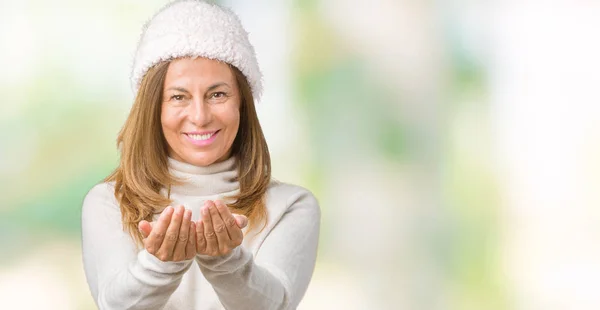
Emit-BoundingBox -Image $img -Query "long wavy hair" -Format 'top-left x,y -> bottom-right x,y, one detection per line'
105,59 -> 270,247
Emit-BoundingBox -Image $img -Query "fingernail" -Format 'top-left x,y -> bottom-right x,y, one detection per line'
161,206 -> 172,218
237,215 -> 248,227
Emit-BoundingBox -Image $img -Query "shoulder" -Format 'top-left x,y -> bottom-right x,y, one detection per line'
265,180 -> 320,218
84,182 -> 117,203
82,182 -> 120,215
266,180 -> 317,203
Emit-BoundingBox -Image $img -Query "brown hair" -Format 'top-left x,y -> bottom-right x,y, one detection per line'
105,59 -> 270,247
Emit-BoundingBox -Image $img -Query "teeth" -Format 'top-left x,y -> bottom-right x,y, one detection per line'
188,133 -> 214,141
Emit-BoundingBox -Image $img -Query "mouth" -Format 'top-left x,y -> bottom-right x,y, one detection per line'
183,130 -> 220,145
185,130 -> 219,140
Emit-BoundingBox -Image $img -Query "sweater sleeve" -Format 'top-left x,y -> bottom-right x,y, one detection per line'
81,183 -> 193,310
195,186 -> 321,310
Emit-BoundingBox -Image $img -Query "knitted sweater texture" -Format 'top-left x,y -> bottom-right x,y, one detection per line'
81,157 -> 320,309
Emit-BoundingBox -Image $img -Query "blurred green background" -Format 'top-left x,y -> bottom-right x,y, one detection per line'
1,0 -> 600,309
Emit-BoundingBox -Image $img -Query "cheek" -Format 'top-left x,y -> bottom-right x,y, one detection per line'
233,110 -> 240,129
226,109 -> 241,137
161,106 -> 181,138
160,107 -> 177,134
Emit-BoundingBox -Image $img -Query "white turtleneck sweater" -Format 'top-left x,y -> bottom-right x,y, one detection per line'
81,157 -> 320,310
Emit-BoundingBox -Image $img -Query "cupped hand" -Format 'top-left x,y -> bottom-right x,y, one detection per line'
138,205 -> 196,262
195,200 -> 248,256
139,209 -> 247,237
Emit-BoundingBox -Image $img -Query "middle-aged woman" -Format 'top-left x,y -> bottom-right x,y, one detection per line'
81,1 -> 321,309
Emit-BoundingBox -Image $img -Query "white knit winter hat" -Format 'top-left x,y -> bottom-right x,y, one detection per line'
131,0 -> 263,101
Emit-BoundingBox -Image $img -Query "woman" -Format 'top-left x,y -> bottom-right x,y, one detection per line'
81,1 -> 320,309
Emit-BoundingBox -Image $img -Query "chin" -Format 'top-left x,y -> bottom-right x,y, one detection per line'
184,151 -> 227,167
187,157 -> 217,167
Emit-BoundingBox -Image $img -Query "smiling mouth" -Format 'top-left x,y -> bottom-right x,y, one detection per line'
184,131 -> 219,141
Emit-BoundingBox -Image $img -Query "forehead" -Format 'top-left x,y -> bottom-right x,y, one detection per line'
164,57 -> 234,86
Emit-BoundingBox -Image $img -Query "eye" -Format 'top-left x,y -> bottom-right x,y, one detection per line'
170,95 -> 184,101
211,92 -> 226,99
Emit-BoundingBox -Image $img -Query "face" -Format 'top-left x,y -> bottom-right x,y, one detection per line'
161,57 -> 240,167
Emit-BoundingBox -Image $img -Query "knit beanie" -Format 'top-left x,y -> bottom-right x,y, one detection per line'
130,0 -> 263,101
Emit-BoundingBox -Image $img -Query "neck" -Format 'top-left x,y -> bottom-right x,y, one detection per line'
166,156 -> 239,197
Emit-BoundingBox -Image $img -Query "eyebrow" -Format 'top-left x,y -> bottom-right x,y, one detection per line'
164,82 -> 231,93
165,87 -> 190,94
206,82 -> 230,92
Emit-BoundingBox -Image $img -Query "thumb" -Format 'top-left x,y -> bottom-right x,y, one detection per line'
138,220 -> 152,239
233,214 -> 248,229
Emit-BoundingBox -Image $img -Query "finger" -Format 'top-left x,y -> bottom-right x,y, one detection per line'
172,208 -> 191,261
157,205 -> 184,260
146,206 -> 174,254
209,200 -> 231,253
202,201 -> 218,255
215,200 -> 243,245
139,220 -> 152,239
139,221 -> 157,239
186,221 -> 197,259
233,214 -> 248,229
196,219 -> 206,254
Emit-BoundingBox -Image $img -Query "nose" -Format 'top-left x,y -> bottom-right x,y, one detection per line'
188,98 -> 212,127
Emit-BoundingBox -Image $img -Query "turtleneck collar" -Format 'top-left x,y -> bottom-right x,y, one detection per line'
166,156 -> 239,197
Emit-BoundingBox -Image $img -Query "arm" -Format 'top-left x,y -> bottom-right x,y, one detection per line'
195,188 -> 321,310
81,183 -> 193,310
